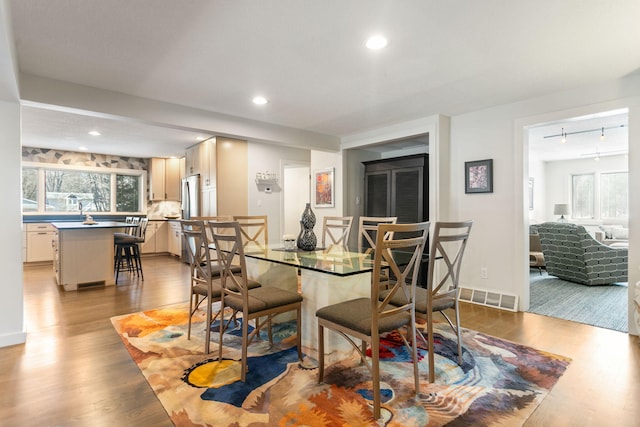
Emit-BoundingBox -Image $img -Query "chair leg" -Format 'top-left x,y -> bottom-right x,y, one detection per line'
427,311 -> 435,383
318,323 -> 325,383
454,304 -> 463,366
187,293 -> 196,340
296,307 -> 302,362
410,316 -> 420,394
204,292 -> 213,354
371,331 -> 381,420
241,312 -> 249,382
134,244 -> 143,280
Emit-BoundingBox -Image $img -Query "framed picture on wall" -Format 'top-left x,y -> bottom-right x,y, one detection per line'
465,159 -> 493,194
314,168 -> 334,208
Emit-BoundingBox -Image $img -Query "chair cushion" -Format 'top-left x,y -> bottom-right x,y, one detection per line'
316,297 -> 411,335
223,287 -> 302,314
205,262 -> 242,277
192,280 -> 223,299
381,287 -> 455,315
114,234 -> 139,244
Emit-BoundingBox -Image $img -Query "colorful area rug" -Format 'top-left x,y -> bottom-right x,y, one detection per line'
111,304 -> 570,426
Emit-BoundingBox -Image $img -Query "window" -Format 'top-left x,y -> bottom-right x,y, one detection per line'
22,168 -> 38,211
572,174 -> 594,219
600,172 -> 628,219
22,165 -> 145,214
45,170 -> 111,212
116,174 -> 141,212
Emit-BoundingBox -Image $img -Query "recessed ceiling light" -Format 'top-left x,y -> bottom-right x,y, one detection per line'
252,96 -> 268,105
365,35 -> 388,50
88,130 -> 101,136
196,136 -> 206,141
78,146 -> 88,151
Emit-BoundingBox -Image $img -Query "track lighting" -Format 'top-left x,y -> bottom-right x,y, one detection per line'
544,124 -> 626,142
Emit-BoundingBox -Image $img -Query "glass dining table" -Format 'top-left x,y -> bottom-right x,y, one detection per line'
239,244 -> 375,363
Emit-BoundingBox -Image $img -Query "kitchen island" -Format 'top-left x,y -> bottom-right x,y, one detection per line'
52,221 -> 130,291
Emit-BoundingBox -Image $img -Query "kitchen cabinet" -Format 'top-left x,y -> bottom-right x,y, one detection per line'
201,188 -> 217,217
363,154 -> 429,223
185,138 -> 216,189
199,138 -> 216,189
52,221 -> 128,291
168,221 -> 182,257
141,221 -> 168,254
149,158 -> 181,201
185,145 -> 201,176
25,223 -> 56,262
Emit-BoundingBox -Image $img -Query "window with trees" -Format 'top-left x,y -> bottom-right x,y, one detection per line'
572,174 -> 594,219
22,165 -> 145,214
600,172 -> 628,219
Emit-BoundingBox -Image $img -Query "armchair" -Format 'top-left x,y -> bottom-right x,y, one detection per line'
536,222 -> 628,286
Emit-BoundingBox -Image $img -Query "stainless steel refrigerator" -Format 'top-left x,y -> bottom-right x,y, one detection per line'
180,175 -> 201,262
181,174 -> 201,220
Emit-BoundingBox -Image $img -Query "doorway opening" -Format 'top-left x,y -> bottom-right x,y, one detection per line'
282,162 -> 310,239
526,108 -> 629,332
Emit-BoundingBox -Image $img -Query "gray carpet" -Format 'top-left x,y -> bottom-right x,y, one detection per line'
528,271 -> 628,332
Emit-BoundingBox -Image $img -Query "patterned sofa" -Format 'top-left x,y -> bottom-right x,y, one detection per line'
536,222 -> 628,286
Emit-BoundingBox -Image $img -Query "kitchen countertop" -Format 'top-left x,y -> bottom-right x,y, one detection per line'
51,221 -> 131,230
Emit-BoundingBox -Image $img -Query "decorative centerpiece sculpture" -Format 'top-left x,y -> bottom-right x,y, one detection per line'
296,203 -> 317,251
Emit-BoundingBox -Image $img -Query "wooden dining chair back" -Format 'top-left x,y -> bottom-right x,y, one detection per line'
316,221 -> 429,420
209,220 -> 303,382
321,216 -> 353,251
192,216 -> 234,247
422,220 -> 473,382
358,216 -> 398,254
180,219 -> 223,354
233,215 -> 268,253
358,216 -> 397,289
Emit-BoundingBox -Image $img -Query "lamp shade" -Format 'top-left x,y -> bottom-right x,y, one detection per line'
553,204 -> 569,215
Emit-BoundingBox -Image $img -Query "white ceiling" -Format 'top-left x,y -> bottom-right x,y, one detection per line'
8,0 -> 640,158
529,109 -> 628,162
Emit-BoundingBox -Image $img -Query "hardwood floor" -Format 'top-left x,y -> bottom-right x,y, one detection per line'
1,255 -> 638,426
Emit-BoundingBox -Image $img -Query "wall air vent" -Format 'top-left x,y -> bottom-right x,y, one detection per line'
458,286 -> 518,312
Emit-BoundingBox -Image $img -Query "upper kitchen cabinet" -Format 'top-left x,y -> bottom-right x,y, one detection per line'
199,138 -> 216,190
185,144 -> 201,176
149,157 -> 181,201
185,138 -> 216,190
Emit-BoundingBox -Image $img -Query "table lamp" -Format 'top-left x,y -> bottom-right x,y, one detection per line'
553,204 -> 569,223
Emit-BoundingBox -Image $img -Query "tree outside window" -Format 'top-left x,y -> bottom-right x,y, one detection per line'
572,174 -> 594,219
116,175 -> 140,212
601,172 -> 628,219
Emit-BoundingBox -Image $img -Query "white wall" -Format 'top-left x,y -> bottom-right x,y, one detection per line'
247,141 -> 310,243
0,2 -> 25,348
528,155 -> 546,224
451,76 -> 640,335
0,100 -> 25,347
310,150 -> 344,242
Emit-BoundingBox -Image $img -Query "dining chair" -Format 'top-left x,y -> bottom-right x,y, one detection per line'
233,215 -> 268,253
321,216 -> 353,251
316,221 -> 429,420
209,220 -> 303,382
181,220 -> 223,354
358,216 -> 398,289
384,220 -> 473,382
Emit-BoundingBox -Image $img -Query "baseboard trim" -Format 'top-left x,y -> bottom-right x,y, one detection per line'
458,287 -> 519,312
0,331 -> 27,348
